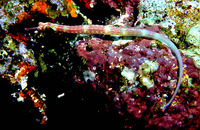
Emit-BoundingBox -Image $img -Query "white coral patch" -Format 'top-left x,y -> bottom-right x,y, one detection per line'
113,13 -> 130,27
112,40 -> 132,46
19,42 -> 27,55
180,48 -> 200,69
139,60 -> 159,75
121,67 -> 138,83
139,60 -> 159,88
20,76 -> 28,90
186,22 -> 200,47
17,96 -> 25,102
140,76 -> 154,89
57,93 -> 65,98
83,70 -> 96,82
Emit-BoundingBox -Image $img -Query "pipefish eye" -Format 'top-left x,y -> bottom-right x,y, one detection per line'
38,22 -> 49,30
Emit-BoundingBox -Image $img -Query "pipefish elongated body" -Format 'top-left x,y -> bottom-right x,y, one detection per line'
25,22 -> 183,111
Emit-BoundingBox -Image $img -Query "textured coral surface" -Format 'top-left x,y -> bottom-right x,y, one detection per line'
3,0 -> 200,129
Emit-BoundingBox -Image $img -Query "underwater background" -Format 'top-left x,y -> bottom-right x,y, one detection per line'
3,0 -> 200,129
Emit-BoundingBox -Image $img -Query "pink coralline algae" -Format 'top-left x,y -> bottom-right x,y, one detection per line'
101,0 -> 141,26
75,37 -> 181,128
78,0 -> 140,27
75,36 -> 200,129
183,56 -> 199,85
76,35 -> 200,129
101,0 -> 140,11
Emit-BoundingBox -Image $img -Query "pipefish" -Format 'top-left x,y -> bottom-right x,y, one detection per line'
25,22 -> 183,111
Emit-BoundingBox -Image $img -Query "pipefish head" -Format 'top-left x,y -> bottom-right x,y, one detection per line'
24,22 -> 51,31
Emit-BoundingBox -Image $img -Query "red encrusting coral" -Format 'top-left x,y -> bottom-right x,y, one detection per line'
101,0 -> 140,10
101,0 -> 141,26
8,33 -> 28,45
183,55 -> 199,84
75,37 -> 200,129
16,12 -> 31,24
31,1 -> 50,15
79,0 -> 95,9
19,88 -> 47,124
76,38 -> 109,69
17,62 -> 36,80
66,0 -> 78,18
78,0 -> 140,26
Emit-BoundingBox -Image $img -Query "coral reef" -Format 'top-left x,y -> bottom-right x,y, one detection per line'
138,0 -> 200,47
3,0 -> 200,129
181,21 -> 200,69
